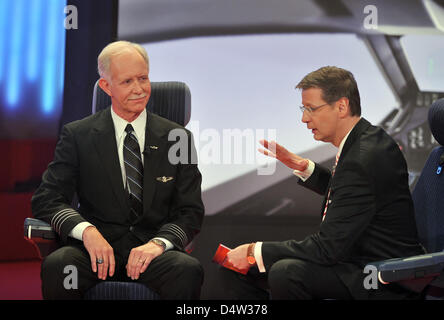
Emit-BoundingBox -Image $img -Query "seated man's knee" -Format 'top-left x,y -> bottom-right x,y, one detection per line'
268,259 -> 309,299
42,246 -> 79,278
175,254 -> 204,284
268,259 -> 293,288
41,246 -> 93,299
155,252 -> 203,299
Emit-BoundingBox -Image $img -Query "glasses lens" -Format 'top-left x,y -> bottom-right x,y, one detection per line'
300,106 -> 311,113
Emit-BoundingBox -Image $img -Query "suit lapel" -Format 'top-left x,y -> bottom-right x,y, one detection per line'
336,118 -> 371,168
322,118 -> 372,219
92,109 -> 171,223
92,108 -> 130,215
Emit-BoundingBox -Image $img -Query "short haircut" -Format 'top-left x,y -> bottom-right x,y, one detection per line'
296,66 -> 361,116
97,40 -> 149,79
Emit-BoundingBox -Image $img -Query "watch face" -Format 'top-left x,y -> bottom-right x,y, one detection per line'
152,239 -> 166,249
247,256 -> 256,265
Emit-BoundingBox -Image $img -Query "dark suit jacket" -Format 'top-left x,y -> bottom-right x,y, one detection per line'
261,118 -> 424,299
32,107 -> 204,252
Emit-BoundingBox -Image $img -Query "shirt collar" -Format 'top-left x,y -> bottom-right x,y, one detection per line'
337,117 -> 361,158
110,107 -> 147,143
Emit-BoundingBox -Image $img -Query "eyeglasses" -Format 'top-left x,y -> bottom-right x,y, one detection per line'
299,103 -> 329,114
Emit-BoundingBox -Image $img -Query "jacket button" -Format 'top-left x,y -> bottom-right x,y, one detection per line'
129,226 -> 134,232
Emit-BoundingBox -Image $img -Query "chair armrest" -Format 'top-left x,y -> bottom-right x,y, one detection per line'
24,218 -> 57,240
24,218 -> 60,258
367,251 -> 444,283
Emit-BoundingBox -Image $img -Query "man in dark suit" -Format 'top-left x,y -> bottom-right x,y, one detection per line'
32,41 -> 204,299
221,66 -> 425,300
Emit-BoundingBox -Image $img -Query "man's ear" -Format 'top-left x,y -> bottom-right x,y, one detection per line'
98,78 -> 112,97
337,97 -> 350,118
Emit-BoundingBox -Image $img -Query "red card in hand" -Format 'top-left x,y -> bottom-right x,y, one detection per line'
212,243 -> 249,275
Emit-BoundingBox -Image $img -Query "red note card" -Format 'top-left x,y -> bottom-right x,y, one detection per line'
212,243 -> 249,275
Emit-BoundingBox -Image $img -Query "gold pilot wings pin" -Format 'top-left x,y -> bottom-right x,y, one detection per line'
156,176 -> 174,183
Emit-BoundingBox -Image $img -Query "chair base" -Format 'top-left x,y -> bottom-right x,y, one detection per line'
84,281 -> 160,300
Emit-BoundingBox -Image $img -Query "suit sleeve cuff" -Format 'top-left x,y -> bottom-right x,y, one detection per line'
254,242 -> 266,273
293,159 -> 315,182
157,223 -> 189,250
51,208 -> 87,242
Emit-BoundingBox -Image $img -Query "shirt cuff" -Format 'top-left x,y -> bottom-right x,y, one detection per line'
254,242 -> 266,273
152,237 -> 174,251
293,159 -> 315,182
68,221 -> 95,241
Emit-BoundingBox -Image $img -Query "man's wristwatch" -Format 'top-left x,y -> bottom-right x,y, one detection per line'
150,238 -> 166,251
247,243 -> 256,265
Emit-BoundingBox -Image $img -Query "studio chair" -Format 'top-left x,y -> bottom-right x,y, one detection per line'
366,98 -> 444,300
25,80 -> 192,300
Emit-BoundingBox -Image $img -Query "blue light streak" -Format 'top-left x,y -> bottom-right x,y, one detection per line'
26,0 -> 43,81
42,0 -> 66,114
0,0 -> 66,115
0,0 -> 10,83
6,0 -> 26,107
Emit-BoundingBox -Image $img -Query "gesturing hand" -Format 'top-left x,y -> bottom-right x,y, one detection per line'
258,139 -> 309,172
82,226 -> 115,280
126,241 -> 164,280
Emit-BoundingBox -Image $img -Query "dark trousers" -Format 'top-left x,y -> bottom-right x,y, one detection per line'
218,258 -> 353,300
41,234 -> 203,300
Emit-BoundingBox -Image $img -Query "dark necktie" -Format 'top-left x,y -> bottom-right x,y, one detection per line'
124,124 -> 143,219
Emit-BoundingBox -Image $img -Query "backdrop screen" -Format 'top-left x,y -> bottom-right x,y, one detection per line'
144,33 -> 398,191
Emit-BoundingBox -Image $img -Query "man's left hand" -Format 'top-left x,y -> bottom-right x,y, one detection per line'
126,241 -> 164,280
226,244 -> 252,271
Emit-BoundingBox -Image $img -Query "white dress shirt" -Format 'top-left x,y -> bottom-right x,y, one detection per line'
69,107 -> 173,250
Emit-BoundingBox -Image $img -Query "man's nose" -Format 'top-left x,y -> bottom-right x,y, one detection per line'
132,80 -> 143,93
301,110 -> 310,123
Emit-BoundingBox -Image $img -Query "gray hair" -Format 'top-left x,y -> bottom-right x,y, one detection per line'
97,40 -> 149,79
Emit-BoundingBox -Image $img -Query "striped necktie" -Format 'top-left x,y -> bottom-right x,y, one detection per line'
124,124 -> 143,219
322,152 -> 340,221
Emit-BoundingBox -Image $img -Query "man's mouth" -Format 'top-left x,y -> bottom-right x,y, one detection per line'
129,95 -> 147,101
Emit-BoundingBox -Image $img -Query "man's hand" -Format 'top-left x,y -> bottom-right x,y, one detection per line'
258,139 -> 309,171
226,244 -> 252,272
126,241 -> 164,280
82,226 -> 115,280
